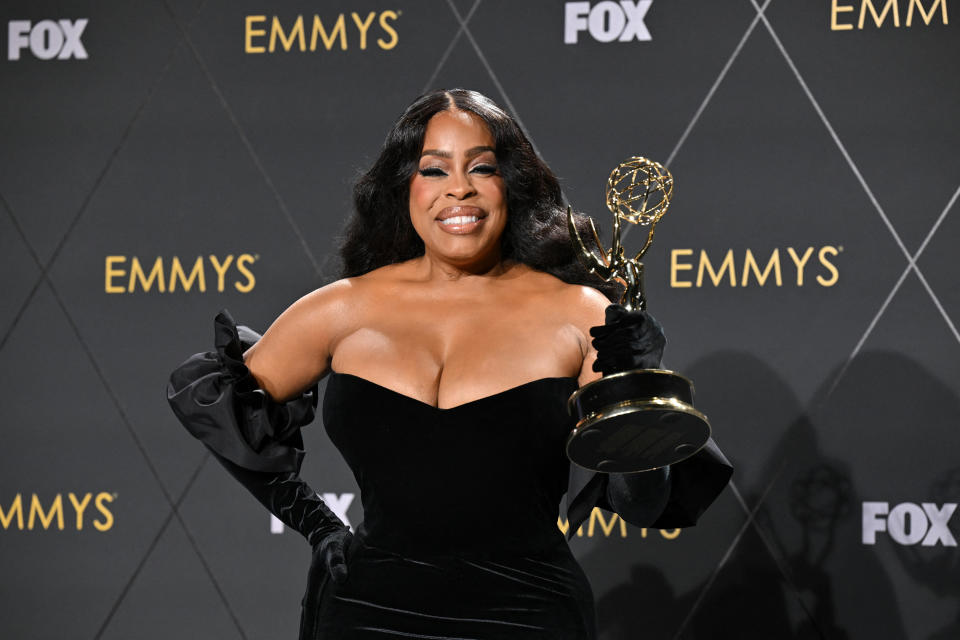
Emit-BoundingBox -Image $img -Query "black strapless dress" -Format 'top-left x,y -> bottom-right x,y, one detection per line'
314,371 -> 595,639
168,311 -> 732,640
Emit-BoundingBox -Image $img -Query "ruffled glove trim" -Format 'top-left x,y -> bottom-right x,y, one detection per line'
166,309 -> 318,473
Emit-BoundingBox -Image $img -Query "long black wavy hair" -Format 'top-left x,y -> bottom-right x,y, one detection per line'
339,88 -> 621,302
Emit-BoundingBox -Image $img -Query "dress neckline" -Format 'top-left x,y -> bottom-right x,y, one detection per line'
327,370 -> 579,412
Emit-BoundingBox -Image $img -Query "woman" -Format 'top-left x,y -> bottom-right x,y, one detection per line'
168,89 -> 731,639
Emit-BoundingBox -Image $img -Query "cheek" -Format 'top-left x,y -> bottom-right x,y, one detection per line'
491,181 -> 508,217
408,177 -> 433,213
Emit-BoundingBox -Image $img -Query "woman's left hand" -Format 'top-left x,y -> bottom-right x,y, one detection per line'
589,304 -> 666,375
604,465 -> 672,527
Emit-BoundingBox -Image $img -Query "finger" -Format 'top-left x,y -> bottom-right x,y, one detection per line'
328,557 -> 349,584
604,304 -> 629,324
326,545 -> 349,584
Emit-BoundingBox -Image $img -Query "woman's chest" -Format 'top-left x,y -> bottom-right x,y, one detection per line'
329,300 -> 585,408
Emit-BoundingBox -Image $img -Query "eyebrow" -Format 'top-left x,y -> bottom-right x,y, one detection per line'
420,145 -> 495,159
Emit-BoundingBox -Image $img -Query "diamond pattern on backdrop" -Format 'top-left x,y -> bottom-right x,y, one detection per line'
0,197 -> 42,341
179,449 -> 319,639
1,0 -> 958,638
0,1 -> 185,266
97,519 -> 245,640
917,187 -> 960,335
804,283 -> 960,638
646,16 -> 910,529
749,0 -> 960,391
182,0 -> 478,282
0,284 -> 173,639
49,39 -> 325,500
464,0 -> 762,214
768,0 -> 960,253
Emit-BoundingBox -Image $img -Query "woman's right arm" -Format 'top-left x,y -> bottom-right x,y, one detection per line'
243,279 -> 356,402
165,280 -> 360,589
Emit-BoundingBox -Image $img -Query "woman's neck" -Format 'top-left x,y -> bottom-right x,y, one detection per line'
413,250 -> 515,283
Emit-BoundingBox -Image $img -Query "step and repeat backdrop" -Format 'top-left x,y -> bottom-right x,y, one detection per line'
2,1 -> 958,638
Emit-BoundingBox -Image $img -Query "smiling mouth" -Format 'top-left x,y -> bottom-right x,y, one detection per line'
435,207 -> 487,233
436,206 -> 486,221
440,215 -> 480,226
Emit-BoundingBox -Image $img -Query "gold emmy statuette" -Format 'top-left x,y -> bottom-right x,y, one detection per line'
566,157 -> 711,473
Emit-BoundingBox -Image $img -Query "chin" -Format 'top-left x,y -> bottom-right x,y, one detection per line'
434,242 -> 500,265
432,236 -> 489,255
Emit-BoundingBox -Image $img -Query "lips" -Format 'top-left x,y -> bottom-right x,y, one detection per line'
435,206 -> 487,234
436,206 -> 486,221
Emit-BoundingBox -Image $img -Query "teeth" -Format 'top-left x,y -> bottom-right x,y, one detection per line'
440,216 -> 479,225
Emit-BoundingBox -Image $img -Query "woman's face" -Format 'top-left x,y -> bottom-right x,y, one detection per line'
408,109 -> 508,269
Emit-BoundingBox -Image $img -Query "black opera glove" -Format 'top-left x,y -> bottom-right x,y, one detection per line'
588,304 -> 671,524
212,451 -> 353,585
603,465 -> 672,528
590,304 -> 666,376
166,310 -> 352,584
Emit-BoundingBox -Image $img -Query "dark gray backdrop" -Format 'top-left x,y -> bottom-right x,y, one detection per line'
2,1 -> 958,638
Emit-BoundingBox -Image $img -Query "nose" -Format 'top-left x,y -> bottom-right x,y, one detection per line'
446,170 -> 476,200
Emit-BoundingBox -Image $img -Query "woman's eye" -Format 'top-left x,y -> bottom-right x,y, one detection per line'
418,167 -> 447,177
471,164 -> 498,175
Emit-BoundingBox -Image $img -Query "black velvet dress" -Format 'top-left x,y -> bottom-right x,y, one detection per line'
167,311 -> 732,640
315,371 -> 594,639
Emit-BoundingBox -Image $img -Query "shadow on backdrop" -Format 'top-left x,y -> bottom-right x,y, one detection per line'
896,465 -> 960,640
586,351 -> 914,639
834,352 -> 960,640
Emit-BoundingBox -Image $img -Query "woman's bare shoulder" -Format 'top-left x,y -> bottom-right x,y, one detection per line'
244,278 -> 370,400
564,282 -> 610,329
293,265 -> 414,324
259,278 -> 374,352
291,277 -> 358,317
522,269 -> 610,322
